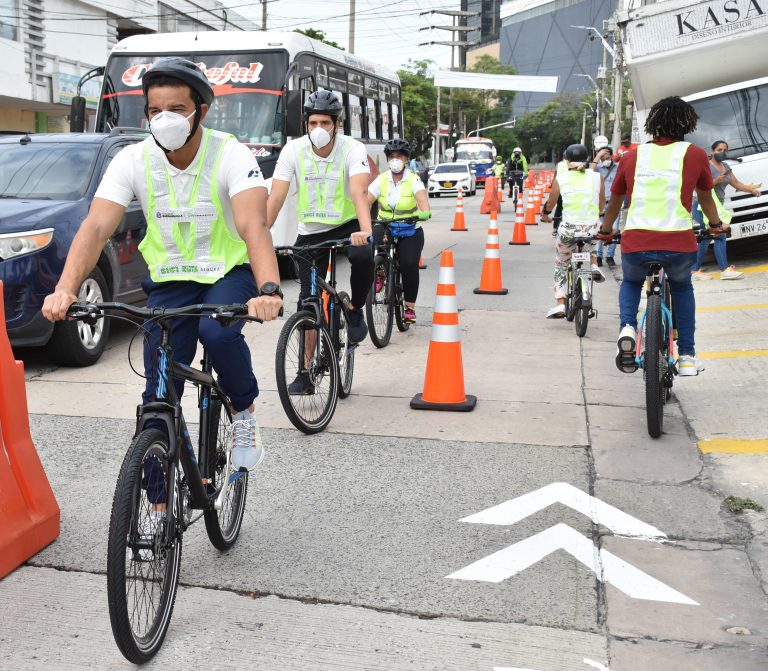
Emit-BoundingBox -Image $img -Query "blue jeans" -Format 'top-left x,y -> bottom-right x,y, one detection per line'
691,197 -> 728,271
619,251 -> 698,356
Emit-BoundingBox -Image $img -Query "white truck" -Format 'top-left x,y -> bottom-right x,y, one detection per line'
618,0 -> 768,240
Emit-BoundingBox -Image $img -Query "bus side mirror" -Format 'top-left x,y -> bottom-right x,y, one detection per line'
70,97 -> 86,132
285,90 -> 302,138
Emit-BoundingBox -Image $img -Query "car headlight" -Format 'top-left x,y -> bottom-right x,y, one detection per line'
0,228 -> 54,260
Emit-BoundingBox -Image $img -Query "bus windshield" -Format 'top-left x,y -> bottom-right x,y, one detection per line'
455,143 -> 493,162
687,82 -> 768,158
98,52 -> 288,145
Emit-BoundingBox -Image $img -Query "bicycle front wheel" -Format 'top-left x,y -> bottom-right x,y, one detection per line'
393,270 -> 410,333
644,294 -> 665,438
203,395 -> 248,550
335,292 -> 355,399
574,277 -> 590,338
275,310 -> 339,434
565,268 -> 576,322
107,429 -> 182,664
366,255 -> 394,347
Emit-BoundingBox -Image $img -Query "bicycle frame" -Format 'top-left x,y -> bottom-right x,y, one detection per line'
568,237 -> 596,313
634,267 -> 676,371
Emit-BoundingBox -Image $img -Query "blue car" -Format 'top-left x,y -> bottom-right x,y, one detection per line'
0,129 -> 149,366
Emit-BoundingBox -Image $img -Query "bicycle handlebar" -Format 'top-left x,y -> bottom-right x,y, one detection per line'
66,302 -> 261,326
274,237 -> 357,255
372,217 -> 420,225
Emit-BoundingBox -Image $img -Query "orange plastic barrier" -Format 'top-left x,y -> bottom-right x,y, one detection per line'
451,186 -> 467,231
474,212 -> 508,295
0,281 -> 60,579
509,200 -> 530,246
480,176 -> 500,215
411,251 -> 477,412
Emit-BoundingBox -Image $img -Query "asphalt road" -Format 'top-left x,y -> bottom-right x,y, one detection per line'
2,187 -> 768,670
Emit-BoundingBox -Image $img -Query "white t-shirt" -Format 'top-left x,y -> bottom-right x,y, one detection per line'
368,169 -> 425,209
272,134 -> 370,236
95,130 -> 267,239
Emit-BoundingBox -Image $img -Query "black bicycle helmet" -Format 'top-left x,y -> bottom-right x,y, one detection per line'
142,57 -> 214,106
304,90 -> 343,118
384,138 -> 411,157
564,143 -> 589,163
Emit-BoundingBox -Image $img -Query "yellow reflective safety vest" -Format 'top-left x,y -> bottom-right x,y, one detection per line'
558,167 -> 601,226
702,190 -> 733,226
139,128 -> 248,284
493,162 -> 505,177
376,170 -> 419,221
296,134 -> 358,226
626,142 -> 693,232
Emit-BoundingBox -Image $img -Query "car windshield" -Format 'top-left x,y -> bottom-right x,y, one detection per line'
0,143 -> 99,200
434,165 -> 468,174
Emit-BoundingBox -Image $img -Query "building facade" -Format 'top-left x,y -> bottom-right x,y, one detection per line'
0,0 -> 257,132
499,0 -> 616,116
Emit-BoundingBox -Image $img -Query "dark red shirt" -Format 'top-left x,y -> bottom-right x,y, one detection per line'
612,138 -> 713,253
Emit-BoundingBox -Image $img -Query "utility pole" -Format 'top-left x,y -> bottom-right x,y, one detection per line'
261,0 -> 267,30
348,0 -> 355,53
611,18 -> 624,148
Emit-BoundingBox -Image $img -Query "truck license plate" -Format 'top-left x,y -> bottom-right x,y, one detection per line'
739,221 -> 768,238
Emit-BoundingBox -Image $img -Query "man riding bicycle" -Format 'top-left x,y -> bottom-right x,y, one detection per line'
42,57 -> 282,471
367,138 -> 431,324
506,147 -> 528,203
267,90 -> 374,394
598,96 -> 725,376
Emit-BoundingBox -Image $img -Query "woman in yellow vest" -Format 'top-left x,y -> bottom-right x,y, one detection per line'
368,139 -> 431,324
541,144 -> 606,319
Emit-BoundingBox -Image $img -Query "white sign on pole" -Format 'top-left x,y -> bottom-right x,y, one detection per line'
434,70 -> 558,93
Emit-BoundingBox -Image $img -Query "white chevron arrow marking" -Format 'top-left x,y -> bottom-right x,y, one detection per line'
460,482 -> 666,539
447,523 -> 698,605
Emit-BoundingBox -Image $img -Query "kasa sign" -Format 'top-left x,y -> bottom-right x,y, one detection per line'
674,0 -> 766,36
122,61 -> 264,87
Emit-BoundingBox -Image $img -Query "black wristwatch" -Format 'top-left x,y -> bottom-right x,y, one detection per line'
259,282 -> 283,299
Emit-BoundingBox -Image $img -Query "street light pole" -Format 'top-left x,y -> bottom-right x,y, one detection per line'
348,0 -> 355,53
467,120 -> 516,136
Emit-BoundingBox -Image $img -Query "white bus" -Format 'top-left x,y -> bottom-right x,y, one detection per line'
92,31 -> 403,245
684,77 -> 768,241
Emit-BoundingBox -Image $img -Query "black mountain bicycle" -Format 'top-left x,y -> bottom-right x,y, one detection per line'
66,301 -> 259,664
365,217 -> 418,348
274,238 -> 356,434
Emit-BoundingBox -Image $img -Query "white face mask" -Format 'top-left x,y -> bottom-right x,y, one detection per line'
388,158 -> 405,173
601,159 -> 613,168
309,126 -> 332,149
149,110 -> 196,152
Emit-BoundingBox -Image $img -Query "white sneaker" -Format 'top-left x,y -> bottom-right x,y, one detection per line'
678,355 -> 705,376
591,264 -> 606,283
691,270 -> 712,281
230,410 -> 265,471
546,304 -> 566,319
615,325 -> 638,373
139,511 -> 164,561
720,266 -> 744,280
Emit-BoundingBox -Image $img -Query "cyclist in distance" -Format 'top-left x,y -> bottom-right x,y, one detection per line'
506,147 -> 528,204
42,57 -> 283,471
367,138 -> 432,324
598,96 -> 725,376
267,90 -> 374,367
541,143 -> 606,319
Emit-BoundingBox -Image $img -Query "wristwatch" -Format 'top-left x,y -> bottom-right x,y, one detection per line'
259,282 -> 283,299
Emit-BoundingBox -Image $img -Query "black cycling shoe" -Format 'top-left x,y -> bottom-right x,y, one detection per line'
346,308 -> 368,344
288,372 -> 315,395
606,257 -> 616,268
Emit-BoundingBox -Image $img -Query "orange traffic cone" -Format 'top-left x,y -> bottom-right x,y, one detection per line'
451,186 -> 467,231
411,251 -> 477,412
497,177 -> 504,202
509,201 -> 530,245
524,193 -> 536,225
419,255 -> 427,270
474,212 -> 508,295
480,176 -> 500,215
0,281 -> 60,578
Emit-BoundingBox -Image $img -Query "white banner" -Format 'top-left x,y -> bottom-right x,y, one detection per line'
434,70 -> 558,92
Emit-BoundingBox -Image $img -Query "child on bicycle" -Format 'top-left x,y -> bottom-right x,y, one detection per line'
541,144 -> 605,319
367,139 -> 431,324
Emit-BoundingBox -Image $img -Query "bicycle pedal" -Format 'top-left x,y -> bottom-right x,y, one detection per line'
589,309 -> 598,319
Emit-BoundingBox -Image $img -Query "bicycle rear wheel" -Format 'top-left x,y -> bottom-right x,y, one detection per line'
574,277 -> 590,338
565,268 -> 576,322
644,294 -> 665,438
275,310 -> 339,434
203,395 -> 248,550
335,292 -> 355,399
107,429 -> 181,664
366,255 -> 394,347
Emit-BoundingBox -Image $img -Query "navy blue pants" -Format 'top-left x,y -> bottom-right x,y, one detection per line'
141,265 -> 260,411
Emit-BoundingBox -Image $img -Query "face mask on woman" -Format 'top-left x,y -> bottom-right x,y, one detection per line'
388,158 -> 405,173
713,151 -> 727,162
601,159 -> 613,168
150,110 -> 196,151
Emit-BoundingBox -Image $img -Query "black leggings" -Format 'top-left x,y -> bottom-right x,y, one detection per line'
373,225 -> 425,304
295,219 -> 374,311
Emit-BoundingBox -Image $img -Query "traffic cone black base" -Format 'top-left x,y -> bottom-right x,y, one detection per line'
410,393 -> 477,412
473,288 -> 508,295
509,241 -> 531,246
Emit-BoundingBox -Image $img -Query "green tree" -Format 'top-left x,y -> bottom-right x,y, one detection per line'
294,28 -> 345,51
397,59 -> 437,158
510,94 -> 586,163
